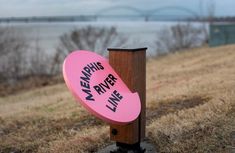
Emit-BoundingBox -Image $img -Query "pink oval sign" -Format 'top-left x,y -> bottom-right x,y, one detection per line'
63,50 -> 141,125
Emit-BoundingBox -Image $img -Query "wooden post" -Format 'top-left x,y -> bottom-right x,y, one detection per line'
108,48 -> 146,144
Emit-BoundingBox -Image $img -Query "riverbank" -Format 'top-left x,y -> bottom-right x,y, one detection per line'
0,45 -> 234,152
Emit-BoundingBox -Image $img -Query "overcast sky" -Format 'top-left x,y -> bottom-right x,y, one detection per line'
0,0 -> 234,17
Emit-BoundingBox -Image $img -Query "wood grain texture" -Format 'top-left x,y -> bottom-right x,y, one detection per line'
108,48 -> 146,144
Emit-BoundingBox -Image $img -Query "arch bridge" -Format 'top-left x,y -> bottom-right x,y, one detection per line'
96,5 -> 200,21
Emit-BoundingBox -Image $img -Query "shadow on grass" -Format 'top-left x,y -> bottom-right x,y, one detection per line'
146,96 -> 211,125
0,114 -> 105,153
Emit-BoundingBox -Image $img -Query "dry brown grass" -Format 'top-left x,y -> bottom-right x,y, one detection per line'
0,45 -> 235,153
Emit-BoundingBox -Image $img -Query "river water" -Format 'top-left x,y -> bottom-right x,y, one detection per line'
0,21 -> 208,56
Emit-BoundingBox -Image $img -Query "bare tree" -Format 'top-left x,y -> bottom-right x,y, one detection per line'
0,27 -> 28,83
28,44 -> 52,77
53,26 -> 127,74
155,23 -> 206,55
57,26 -> 127,55
0,26 -> 62,89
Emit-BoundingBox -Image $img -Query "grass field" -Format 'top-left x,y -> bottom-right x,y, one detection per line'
0,45 -> 235,153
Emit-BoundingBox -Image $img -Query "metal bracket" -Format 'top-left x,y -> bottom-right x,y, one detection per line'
110,142 -> 146,153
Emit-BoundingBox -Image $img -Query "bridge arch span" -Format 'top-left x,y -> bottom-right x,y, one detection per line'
148,6 -> 199,18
